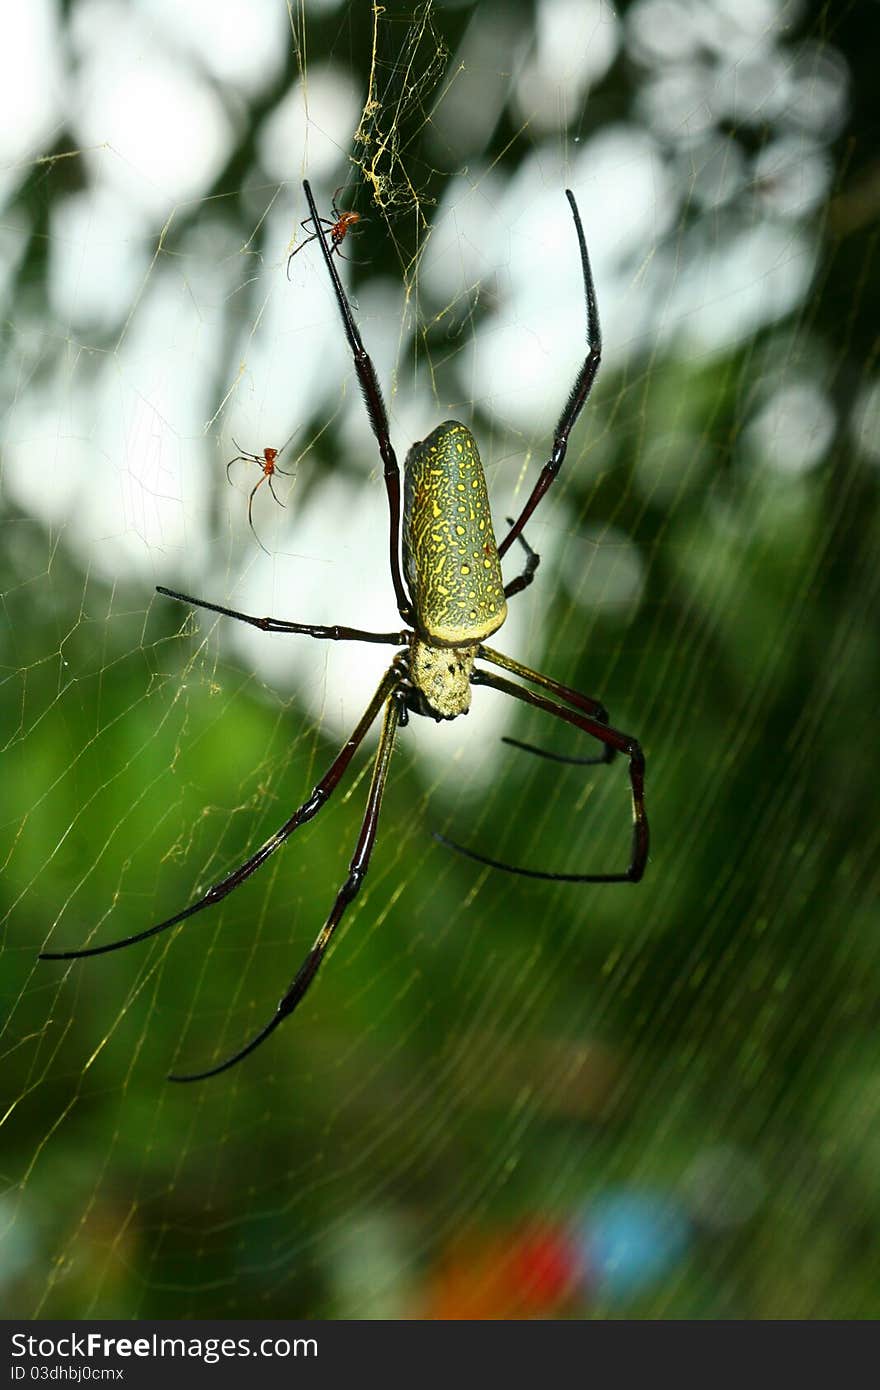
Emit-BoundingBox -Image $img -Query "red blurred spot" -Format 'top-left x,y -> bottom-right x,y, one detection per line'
512,1223 -> 580,1310
419,1222 -> 580,1319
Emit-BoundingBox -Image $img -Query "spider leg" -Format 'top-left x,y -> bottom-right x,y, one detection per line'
155,585 -> 409,645
247,475 -> 270,552
266,475 -> 286,508
287,232 -> 318,276
498,191 -> 601,560
501,530 -> 606,756
436,665 -> 645,882
502,516 -> 540,601
225,455 -> 248,483
39,668 -> 402,962
478,645 -> 613,766
329,188 -> 367,223
287,218 -> 335,276
478,644 -> 610,724
501,736 -> 611,768
168,687 -> 404,1081
231,439 -> 261,462
302,180 -> 412,625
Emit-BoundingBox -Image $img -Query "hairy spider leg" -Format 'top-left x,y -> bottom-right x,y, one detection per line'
155,585 -> 409,646
497,190 -> 602,560
39,666 -> 402,962
435,664 -> 645,882
301,179 -> 412,625
169,686 -> 404,1081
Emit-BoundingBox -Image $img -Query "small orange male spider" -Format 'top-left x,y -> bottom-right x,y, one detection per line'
287,187 -> 361,277
225,439 -> 293,553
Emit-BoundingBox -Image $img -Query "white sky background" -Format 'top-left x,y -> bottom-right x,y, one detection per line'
0,0 -> 849,784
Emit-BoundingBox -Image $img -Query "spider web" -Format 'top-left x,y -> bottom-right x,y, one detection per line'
2,0 -> 879,1320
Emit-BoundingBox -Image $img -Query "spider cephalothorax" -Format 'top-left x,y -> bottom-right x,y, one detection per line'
406,639 -> 475,720
41,181 -> 648,1082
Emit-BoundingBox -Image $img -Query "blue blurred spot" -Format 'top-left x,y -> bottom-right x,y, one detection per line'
580,1190 -> 690,1300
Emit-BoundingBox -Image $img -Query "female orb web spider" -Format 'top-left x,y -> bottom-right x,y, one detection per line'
40,180 -> 649,1083
225,438 -> 294,553
286,186 -> 361,277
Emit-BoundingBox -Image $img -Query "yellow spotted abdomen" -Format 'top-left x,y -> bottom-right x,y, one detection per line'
402,421 -> 507,646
